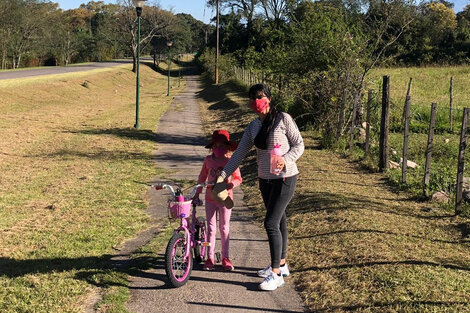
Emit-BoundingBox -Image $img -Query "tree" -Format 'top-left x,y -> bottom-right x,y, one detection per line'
0,0 -> 14,69
116,0 -> 175,72
175,13 -> 208,53
6,0 -> 58,68
56,8 -> 93,65
208,0 -> 259,25
425,2 -> 457,40
259,0 -> 297,21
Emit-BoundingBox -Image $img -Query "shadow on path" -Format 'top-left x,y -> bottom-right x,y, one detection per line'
187,302 -> 303,313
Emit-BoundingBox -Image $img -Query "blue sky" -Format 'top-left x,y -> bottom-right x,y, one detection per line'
55,0 -> 213,23
55,0 -> 469,23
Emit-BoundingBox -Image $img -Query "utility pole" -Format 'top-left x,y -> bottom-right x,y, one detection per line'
215,0 -> 219,85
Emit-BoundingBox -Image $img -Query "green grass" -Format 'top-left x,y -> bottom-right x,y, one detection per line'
0,61 -> 186,312
332,65 -> 470,212
368,65 -> 470,133
335,129 -> 470,214
92,223 -> 175,313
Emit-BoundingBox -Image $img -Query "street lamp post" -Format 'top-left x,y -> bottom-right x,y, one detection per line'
167,41 -> 172,96
178,54 -> 181,87
133,0 -> 146,129
215,0 -> 220,85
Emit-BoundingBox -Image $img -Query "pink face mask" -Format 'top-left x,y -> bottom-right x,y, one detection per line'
250,98 -> 269,113
213,147 -> 228,158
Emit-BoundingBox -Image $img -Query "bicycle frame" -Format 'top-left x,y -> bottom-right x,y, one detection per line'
152,182 -> 212,260
175,203 -> 197,260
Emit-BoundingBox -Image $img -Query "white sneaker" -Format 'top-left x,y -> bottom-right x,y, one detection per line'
258,263 -> 290,278
259,271 -> 285,291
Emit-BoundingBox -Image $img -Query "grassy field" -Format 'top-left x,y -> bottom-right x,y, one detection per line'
0,60 -> 185,312
198,75 -> 470,312
334,66 -> 470,210
369,65 -> 470,106
368,65 -> 470,132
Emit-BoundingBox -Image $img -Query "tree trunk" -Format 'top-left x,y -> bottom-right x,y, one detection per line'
1,48 -> 6,69
130,42 -> 137,73
132,54 -> 137,73
16,53 -> 21,68
355,89 -> 363,126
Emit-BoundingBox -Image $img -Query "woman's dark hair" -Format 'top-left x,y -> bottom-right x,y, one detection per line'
249,84 -> 272,100
249,84 -> 278,150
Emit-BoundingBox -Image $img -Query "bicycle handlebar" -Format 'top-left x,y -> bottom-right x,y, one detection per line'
151,182 -> 214,200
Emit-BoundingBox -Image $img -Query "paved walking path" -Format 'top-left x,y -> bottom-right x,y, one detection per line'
125,73 -> 306,312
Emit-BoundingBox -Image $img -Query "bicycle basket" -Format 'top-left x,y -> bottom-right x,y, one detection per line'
169,198 -> 192,219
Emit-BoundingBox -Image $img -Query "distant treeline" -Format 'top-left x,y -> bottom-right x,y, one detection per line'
0,0 -> 209,70
203,0 -> 470,67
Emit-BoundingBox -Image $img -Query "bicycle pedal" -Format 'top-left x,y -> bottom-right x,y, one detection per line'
201,242 -> 211,247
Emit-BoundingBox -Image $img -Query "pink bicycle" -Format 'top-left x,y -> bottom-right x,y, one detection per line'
152,182 -> 213,288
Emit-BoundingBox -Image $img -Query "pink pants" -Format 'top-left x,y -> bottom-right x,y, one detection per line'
205,200 -> 232,259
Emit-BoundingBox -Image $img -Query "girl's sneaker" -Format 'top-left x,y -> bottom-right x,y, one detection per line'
258,263 -> 290,278
259,271 -> 285,291
222,258 -> 234,271
203,258 -> 215,270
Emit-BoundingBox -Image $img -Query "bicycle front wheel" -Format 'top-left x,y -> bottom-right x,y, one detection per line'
165,232 -> 193,288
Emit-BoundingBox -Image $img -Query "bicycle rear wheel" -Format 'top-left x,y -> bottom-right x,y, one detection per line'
194,222 -> 207,263
165,232 -> 193,288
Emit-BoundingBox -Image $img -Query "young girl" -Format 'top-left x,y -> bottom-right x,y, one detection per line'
194,129 -> 242,271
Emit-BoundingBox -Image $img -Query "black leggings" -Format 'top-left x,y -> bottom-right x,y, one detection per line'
259,175 -> 297,269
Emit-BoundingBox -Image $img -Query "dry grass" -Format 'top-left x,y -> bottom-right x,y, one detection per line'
368,65 -> 470,111
0,61 -> 185,312
198,76 -> 470,313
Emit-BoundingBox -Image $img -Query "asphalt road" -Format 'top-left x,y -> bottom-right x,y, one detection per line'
0,60 -> 134,80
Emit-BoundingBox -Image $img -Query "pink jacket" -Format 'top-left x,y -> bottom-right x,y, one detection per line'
197,154 -> 242,203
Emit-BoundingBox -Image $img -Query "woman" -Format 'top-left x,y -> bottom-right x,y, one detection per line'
215,83 -> 304,291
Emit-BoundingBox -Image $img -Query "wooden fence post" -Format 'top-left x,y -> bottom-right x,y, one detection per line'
402,94 -> 411,183
456,108 -> 469,215
337,89 -> 347,140
423,102 -> 437,196
450,76 -> 454,133
379,75 -> 390,172
365,90 -> 372,157
401,78 -> 412,130
349,92 -> 358,153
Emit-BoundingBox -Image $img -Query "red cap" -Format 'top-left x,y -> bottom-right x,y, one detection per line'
205,129 -> 238,151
